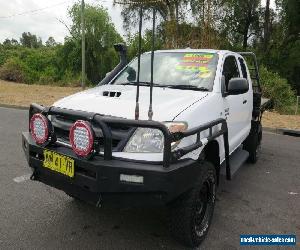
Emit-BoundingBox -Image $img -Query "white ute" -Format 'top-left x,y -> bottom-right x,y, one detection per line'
54,49 -> 257,163
23,46 -> 269,247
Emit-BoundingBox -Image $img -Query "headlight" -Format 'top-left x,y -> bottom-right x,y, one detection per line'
123,122 -> 188,153
123,127 -> 164,153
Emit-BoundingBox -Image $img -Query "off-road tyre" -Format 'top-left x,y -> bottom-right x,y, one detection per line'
244,121 -> 262,164
168,160 -> 216,248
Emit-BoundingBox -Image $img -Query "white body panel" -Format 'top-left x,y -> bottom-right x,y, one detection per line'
53,49 -> 253,163
220,53 -> 253,152
54,85 -> 208,122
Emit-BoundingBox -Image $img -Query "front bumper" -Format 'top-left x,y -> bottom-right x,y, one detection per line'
22,132 -> 201,207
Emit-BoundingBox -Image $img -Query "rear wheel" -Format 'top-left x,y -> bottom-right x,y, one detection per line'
168,161 -> 216,248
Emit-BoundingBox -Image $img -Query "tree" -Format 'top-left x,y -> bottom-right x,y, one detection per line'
20,32 -> 42,48
59,3 -> 123,84
113,0 -> 188,48
113,0 -> 182,26
282,0 -> 300,42
115,0 -> 254,49
189,0 -> 227,48
2,38 -> 19,47
127,29 -> 163,60
263,0 -> 271,50
11,39 -> 19,46
3,39 -> 12,47
222,0 -> 261,50
259,0 -> 300,94
277,0 -> 300,93
45,37 -> 57,47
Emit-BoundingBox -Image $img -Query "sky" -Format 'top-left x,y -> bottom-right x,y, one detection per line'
0,0 -> 276,44
0,0 -> 124,43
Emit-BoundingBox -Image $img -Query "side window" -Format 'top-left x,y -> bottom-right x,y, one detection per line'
222,56 -> 240,90
238,58 -> 248,79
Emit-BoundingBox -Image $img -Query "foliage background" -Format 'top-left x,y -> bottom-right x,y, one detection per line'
0,0 -> 299,113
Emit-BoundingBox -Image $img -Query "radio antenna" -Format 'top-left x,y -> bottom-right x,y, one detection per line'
114,1 -> 161,120
148,8 -> 156,121
135,5 -> 143,120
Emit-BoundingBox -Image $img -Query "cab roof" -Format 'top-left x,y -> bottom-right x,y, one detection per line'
151,49 -> 238,57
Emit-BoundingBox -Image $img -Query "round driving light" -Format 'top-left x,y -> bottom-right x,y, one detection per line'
30,113 -> 49,145
69,120 -> 94,157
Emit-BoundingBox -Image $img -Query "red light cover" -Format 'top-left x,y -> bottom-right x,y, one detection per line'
69,120 -> 94,157
30,113 -> 49,145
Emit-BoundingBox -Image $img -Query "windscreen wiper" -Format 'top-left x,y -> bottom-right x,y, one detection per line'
163,85 -> 210,91
117,82 -> 209,91
118,81 -> 160,87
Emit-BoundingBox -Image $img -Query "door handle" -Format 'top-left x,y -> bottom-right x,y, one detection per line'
243,100 -> 247,104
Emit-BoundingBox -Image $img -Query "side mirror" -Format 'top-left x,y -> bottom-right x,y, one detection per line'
106,71 -> 111,77
227,78 -> 249,95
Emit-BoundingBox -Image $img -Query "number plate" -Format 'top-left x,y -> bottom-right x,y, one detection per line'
43,150 -> 75,178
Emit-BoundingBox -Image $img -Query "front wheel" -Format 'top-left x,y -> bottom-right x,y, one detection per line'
168,161 -> 216,248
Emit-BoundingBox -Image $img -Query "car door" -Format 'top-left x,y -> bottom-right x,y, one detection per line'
222,55 -> 248,152
237,56 -> 253,138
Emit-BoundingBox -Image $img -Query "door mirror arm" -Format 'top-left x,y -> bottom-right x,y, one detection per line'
221,75 -> 228,97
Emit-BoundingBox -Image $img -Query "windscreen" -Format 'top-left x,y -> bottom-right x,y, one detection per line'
112,52 -> 219,91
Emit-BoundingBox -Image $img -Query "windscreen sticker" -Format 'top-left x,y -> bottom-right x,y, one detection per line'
176,53 -> 214,73
176,64 -> 210,72
198,71 -> 212,78
183,53 -> 214,64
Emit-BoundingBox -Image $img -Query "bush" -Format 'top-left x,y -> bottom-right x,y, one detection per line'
0,57 -> 26,82
56,70 -> 82,87
0,47 -> 65,85
38,65 -> 57,85
260,65 -> 296,113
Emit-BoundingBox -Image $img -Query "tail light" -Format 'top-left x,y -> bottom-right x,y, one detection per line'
69,120 -> 94,157
30,113 -> 50,145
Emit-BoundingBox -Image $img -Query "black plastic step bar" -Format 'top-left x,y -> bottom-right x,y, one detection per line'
29,103 -> 231,180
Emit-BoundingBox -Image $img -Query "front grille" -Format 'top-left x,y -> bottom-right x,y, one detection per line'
51,115 -> 135,152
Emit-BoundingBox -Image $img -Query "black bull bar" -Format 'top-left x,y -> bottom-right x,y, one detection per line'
30,103 -> 231,180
